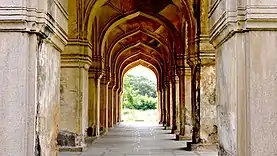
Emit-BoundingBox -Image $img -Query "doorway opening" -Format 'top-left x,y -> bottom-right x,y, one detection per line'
121,65 -> 158,123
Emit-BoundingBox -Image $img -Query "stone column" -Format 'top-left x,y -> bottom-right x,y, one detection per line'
0,1 -> 67,155
165,82 -> 171,129
108,83 -> 114,127
171,78 -> 177,134
191,63 -> 201,144
100,78 -> 109,133
60,55 -> 91,151
88,69 -> 102,137
0,32 -> 64,156
162,88 -> 167,126
175,76 -> 180,133
113,88 -> 118,125
176,67 -> 190,140
159,90 -> 164,124
117,90 -> 122,122
210,1 -> 277,155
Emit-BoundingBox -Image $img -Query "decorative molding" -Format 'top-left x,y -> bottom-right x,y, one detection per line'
61,54 -> 92,70
209,4 -> 277,47
65,39 -> 93,58
0,6 -> 68,51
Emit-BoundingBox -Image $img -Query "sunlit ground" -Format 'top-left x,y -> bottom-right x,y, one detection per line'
121,109 -> 159,123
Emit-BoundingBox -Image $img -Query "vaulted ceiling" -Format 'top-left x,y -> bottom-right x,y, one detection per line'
69,0 -> 196,90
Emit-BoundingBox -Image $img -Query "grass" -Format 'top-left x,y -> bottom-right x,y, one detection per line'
121,109 -> 159,123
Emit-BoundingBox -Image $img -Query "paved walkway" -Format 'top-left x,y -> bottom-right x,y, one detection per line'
60,123 -> 218,156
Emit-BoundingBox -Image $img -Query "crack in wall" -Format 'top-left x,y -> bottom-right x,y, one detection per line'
35,37 -> 44,156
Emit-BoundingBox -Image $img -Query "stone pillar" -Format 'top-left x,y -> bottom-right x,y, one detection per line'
60,55 -> 91,151
0,32 -> 63,156
162,88 -> 167,126
113,88 -> 118,124
171,78 -> 177,134
100,78 -> 109,133
175,76 -> 180,133
159,90 -> 164,124
210,1 -> 277,155
165,82 -> 171,129
191,63 -> 201,144
117,91 -> 122,122
88,69 -> 102,137
108,83 -> 114,127
199,63 -> 217,146
0,1 -> 67,155
176,67 -> 189,140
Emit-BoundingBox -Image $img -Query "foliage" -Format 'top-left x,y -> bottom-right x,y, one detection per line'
122,74 -> 157,111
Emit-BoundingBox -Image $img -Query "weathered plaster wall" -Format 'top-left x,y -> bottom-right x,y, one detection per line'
200,65 -> 217,143
60,66 -> 89,147
37,39 -> 61,156
0,33 -> 37,156
47,0 -> 68,35
0,32 -> 62,156
248,31 -> 277,156
216,34 -> 245,155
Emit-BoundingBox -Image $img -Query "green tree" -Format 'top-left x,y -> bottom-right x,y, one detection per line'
122,74 -> 157,110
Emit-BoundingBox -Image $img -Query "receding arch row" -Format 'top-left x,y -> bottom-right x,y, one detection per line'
121,60 -> 160,91
99,11 -> 182,58
106,28 -> 171,66
82,0 -> 196,54
114,51 -> 166,82
113,42 -> 166,71
113,52 -> 168,94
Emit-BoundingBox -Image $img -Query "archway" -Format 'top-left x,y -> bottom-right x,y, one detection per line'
121,65 -> 158,123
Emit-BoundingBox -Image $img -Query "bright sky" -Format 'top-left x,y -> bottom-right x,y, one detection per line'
126,65 -> 157,82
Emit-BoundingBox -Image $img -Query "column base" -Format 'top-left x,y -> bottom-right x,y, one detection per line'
176,134 -> 191,141
100,128 -> 108,136
59,145 -> 87,152
164,126 -> 171,130
58,130 -> 87,152
219,145 -> 234,156
186,142 -> 218,152
172,129 -> 179,134
85,136 -> 97,146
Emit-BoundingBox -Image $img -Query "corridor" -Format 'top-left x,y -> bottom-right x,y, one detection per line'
60,123 -> 218,156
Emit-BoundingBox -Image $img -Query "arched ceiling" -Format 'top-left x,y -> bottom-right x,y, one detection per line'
74,0 -> 196,89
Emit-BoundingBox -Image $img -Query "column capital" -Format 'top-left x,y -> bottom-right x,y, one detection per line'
176,67 -> 186,77
108,75 -> 115,89
61,54 -> 92,70
89,67 -> 103,79
64,40 -> 93,58
199,35 -> 215,66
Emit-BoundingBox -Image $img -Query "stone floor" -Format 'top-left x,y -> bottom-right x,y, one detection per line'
60,122 -> 218,156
